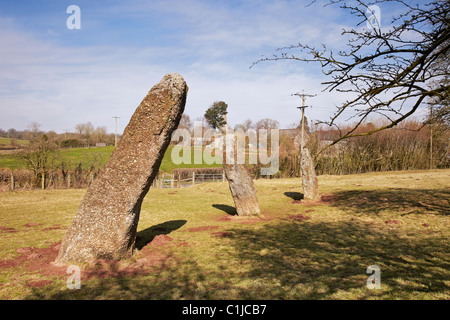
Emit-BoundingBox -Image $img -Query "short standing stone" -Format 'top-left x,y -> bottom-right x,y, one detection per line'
222,135 -> 260,216
55,73 -> 188,265
300,147 -> 319,201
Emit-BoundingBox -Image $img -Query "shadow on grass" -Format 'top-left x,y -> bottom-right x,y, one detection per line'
284,192 -> 304,201
329,188 -> 450,216
25,255 -> 208,300
25,217 -> 449,300
23,188 -> 449,299
135,220 -> 187,250
212,204 -> 237,216
223,219 -> 449,299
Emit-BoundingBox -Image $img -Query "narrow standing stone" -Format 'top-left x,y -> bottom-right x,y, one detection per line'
222,134 -> 260,217
55,73 -> 188,265
300,147 -> 319,201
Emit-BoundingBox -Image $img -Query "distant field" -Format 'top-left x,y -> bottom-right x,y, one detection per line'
0,169 -> 448,299
0,145 -> 221,173
0,146 -> 114,171
0,137 -> 29,146
161,146 -> 222,172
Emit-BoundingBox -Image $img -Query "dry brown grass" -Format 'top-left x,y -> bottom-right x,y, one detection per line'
0,169 -> 448,299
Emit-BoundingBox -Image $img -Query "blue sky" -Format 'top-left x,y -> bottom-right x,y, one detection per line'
0,0 -> 428,134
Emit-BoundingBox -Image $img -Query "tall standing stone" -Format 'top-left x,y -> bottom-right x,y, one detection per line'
222,134 -> 260,217
300,147 -> 319,201
55,73 -> 188,265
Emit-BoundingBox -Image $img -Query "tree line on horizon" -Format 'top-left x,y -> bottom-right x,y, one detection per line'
0,121 -> 118,148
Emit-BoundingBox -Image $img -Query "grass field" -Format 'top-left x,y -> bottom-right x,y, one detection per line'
0,169 -> 448,300
0,137 -> 29,146
0,145 -> 221,172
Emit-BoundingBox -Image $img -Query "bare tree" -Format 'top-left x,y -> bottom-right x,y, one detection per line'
27,122 -> 42,139
93,126 -> 108,145
252,0 -> 449,151
179,114 -> 194,133
234,119 -> 254,131
75,122 -> 95,146
20,135 -> 58,189
255,118 -> 279,130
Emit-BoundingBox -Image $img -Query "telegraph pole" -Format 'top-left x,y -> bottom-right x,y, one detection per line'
292,91 -> 316,156
112,116 -> 120,147
429,104 -> 433,170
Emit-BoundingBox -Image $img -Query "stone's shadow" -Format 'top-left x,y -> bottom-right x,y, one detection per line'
135,220 -> 187,250
212,204 -> 238,216
284,192 -> 304,201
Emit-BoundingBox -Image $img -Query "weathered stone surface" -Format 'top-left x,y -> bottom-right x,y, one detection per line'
222,135 -> 260,217
223,163 -> 261,216
55,73 -> 188,265
300,147 -> 319,201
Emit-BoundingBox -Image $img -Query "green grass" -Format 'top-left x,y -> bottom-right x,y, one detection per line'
0,145 -> 220,172
0,146 -> 114,170
0,169 -> 449,299
0,137 -> 29,146
161,146 -> 222,172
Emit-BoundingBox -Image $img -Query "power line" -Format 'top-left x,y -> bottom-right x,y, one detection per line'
292,91 -> 316,156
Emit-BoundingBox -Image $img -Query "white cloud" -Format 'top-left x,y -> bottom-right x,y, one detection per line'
0,0 -> 375,134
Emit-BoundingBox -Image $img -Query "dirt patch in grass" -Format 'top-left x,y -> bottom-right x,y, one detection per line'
0,239 -> 179,283
16,247 -> 34,254
188,226 -> 220,232
177,242 -> 192,247
24,223 -> 43,228
216,215 -> 266,224
0,242 -> 67,277
217,216 -> 235,222
385,219 -> 401,225
211,231 -> 233,238
0,226 -> 17,233
82,248 -> 176,280
288,214 -> 311,221
216,211 -> 276,224
25,280 -> 54,288
148,234 -> 173,247
42,226 -> 63,231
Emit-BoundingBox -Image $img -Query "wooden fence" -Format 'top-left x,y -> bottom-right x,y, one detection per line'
0,168 -> 226,192
152,171 -> 226,189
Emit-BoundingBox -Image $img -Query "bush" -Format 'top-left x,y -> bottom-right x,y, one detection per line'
61,139 -> 82,148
